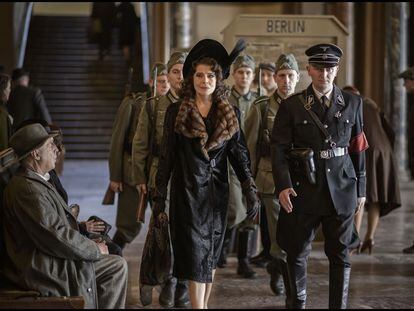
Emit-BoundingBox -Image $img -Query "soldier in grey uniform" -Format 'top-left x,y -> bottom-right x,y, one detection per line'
259,62 -> 278,96
133,54 -> 190,308
245,54 -> 300,296
220,54 -> 259,278
109,63 -> 169,250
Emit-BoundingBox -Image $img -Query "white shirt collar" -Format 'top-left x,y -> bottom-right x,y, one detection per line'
312,84 -> 333,101
35,172 -> 51,182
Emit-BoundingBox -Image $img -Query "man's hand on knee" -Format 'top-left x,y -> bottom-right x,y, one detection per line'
97,242 -> 109,255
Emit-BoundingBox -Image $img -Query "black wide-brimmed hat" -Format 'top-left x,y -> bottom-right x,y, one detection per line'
183,38 -> 247,79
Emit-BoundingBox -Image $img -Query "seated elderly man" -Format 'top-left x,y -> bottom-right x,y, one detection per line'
2,123 -> 128,308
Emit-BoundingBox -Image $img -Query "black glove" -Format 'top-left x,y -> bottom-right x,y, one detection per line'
241,178 -> 260,220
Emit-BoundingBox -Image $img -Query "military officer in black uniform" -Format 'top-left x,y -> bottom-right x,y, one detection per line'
271,43 -> 368,309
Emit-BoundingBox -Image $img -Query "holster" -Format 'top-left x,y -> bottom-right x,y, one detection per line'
288,148 -> 316,185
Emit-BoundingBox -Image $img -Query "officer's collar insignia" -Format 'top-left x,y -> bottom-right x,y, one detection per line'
232,87 -> 241,99
274,93 -> 282,104
168,91 -> 178,103
305,95 -> 314,110
334,111 -> 342,119
336,94 -> 345,106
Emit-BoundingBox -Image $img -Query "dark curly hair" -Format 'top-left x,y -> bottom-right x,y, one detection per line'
179,57 -> 230,102
0,73 -> 11,102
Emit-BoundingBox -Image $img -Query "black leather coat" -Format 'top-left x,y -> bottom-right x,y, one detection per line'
155,101 -> 253,283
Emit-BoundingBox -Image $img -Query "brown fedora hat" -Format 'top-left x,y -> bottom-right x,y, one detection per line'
9,123 -> 58,162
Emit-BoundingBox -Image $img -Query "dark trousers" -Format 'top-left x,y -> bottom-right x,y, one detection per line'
277,209 -> 354,308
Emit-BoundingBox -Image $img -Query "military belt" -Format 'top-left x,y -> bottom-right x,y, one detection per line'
318,147 -> 348,159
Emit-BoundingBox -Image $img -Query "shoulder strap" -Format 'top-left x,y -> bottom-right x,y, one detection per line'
260,98 -> 270,132
298,94 -> 336,147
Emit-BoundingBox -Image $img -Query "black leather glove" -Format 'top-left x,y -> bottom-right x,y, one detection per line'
241,178 -> 260,220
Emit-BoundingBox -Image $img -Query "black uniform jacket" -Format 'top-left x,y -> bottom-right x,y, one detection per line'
271,84 -> 367,216
154,100 -> 253,282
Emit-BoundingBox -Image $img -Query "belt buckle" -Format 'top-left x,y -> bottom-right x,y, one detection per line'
320,150 -> 329,159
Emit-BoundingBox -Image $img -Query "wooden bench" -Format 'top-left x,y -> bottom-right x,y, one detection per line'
0,287 -> 84,309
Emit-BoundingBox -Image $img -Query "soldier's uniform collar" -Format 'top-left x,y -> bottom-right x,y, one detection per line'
167,89 -> 179,103
231,87 -> 253,101
273,91 -> 284,105
332,85 -> 345,107
312,84 -> 334,102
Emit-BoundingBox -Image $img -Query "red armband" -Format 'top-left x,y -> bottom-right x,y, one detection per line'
349,132 -> 369,153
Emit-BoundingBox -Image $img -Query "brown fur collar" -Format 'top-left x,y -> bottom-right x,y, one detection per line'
174,98 -> 239,159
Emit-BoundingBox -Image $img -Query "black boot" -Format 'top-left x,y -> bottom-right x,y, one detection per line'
329,267 -> 351,309
277,258 -> 292,307
286,261 -> 306,309
266,258 -> 285,296
218,228 -> 233,268
174,280 -> 190,308
140,285 -> 153,306
237,229 -> 257,279
112,231 -> 127,249
159,277 -> 177,308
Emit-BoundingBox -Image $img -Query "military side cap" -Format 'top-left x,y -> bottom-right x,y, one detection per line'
305,43 -> 343,67
151,62 -> 168,80
398,67 -> 414,80
259,62 -> 276,72
11,67 -> 30,81
275,54 -> 299,73
232,54 -> 255,71
183,38 -> 246,79
167,51 -> 188,72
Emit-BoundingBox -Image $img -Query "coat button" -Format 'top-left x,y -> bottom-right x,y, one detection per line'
296,182 -> 300,186
325,139 -> 329,143
346,119 -> 350,123
303,120 -> 308,124
87,288 -> 92,293
327,168 -> 331,173
324,124 -> 328,128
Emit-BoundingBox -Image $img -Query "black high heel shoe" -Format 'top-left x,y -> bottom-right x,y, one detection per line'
360,239 -> 375,254
349,241 -> 363,255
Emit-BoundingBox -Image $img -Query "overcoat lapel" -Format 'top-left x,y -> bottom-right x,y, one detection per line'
22,169 -> 75,218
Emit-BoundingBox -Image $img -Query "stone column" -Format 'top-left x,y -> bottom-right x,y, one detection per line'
385,2 -> 409,179
326,2 -> 355,85
173,2 -> 192,50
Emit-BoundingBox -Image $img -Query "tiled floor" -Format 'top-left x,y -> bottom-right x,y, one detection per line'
61,160 -> 414,309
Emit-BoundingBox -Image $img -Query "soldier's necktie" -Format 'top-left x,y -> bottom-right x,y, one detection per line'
321,95 -> 330,109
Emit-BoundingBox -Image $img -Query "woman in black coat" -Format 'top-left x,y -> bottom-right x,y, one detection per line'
344,86 -> 401,254
153,39 -> 260,308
